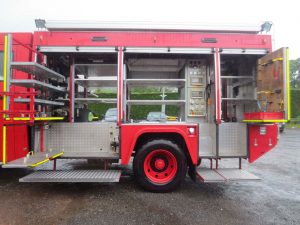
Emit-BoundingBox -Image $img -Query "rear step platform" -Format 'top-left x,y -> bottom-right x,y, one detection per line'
19,170 -> 121,183
196,168 -> 260,183
2,151 -> 63,168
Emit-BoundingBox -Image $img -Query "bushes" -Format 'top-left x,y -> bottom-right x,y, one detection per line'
291,89 -> 300,118
88,92 -> 179,120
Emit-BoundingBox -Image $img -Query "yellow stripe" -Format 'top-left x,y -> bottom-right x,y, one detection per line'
34,117 -> 64,121
272,57 -> 283,62
2,35 -> 8,164
30,158 -> 50,167
50,152 -> 64,159
29,152 -> 63,167
243,120 -> 287,123
5,117 -> 64,121
286,48 -> 291,120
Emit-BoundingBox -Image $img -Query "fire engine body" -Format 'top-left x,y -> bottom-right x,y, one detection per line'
0,21 -> 290,192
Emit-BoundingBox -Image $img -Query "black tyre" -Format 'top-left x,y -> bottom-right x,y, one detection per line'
133,139 -> 187,192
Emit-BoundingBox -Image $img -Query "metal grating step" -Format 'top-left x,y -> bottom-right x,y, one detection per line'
196,168 -> 260,183
19,170 -> 121,183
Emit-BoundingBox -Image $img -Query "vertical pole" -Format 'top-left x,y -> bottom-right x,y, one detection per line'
53,159 -> 57,171
69,57 -> 74,122
239,158 -> 242,169
2,36 -> 8,164
117,47 -> 124,126
40,125 -> 44,152
2,34 -> 12,164
161,87 -> 166,114
214,48 -> 221,124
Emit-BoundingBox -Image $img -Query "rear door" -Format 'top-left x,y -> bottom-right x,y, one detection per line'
247,48 -> 289,163
255,47 -> 290,121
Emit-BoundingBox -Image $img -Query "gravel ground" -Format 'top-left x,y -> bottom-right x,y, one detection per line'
0,129 -> 299,225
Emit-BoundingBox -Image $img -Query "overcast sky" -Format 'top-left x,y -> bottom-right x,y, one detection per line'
1,0 -> 298,59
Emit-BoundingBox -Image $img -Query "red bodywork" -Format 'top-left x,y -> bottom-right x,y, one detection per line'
0,33 -> 33,162
248,124 -> 278,163
244,112 -> 284,121
0,30 -> 280,166
32,31 -> 272,49
120,124 -> 198,165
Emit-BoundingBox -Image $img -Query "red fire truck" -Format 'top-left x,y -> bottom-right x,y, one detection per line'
0,20 -> 290,192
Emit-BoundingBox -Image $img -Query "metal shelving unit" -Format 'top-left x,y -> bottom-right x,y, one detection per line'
127,99 -> 186,105
58,98 -> 117,104
11,62 -> 65,81
75,77 -> 117,88
126,79 -> 186,88
221,75 -> 256,102
11,80 -> 66,92
221,98 -> 256,101
14,98 -> 65,106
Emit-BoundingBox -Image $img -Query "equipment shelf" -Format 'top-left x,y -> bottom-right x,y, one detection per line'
221,98 -> 256,101
11,62 -> 65,81
127,99 -> 186,105
58,98 -> 117,104
126,79 -> 186,88
14,98 -> 65,106
75,77 -> 117,88
11,80 -> 66,92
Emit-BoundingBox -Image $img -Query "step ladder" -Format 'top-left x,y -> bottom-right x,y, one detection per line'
196,168 -> 260,182
19,170 -> 121,183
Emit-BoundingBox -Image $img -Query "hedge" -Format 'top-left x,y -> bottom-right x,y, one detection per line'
291,89 -> 300,118
88,92 -> 179,120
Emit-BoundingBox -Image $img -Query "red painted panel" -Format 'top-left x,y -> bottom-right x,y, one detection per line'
248,124 -> 278,163
244,112 -> 284,120
0,33 -> 32,162
0,33 -> 32,45
120,124 -> 199,165
33,31 -> 272,50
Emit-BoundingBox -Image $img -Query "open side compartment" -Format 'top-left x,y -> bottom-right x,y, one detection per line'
219,47 -> 289,123
123,50 -> 216,124
217,48 -> 289,162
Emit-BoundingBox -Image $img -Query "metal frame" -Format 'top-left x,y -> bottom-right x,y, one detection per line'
38,46 -> 117,53
214,48 -> 221,124
117,47 -> 124,125
44,20 -> 265,34
220,48 -> 268,55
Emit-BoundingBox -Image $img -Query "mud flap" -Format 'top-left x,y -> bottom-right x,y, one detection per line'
196,168 -> 260,183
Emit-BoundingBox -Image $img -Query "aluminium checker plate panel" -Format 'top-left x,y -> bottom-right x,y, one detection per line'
40,122 -> 119,158
19,170 -> 121,182
218,123 -> 247,157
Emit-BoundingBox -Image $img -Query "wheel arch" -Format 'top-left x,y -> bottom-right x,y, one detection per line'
133,132 -> 193,166
120,125 -> 199,166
